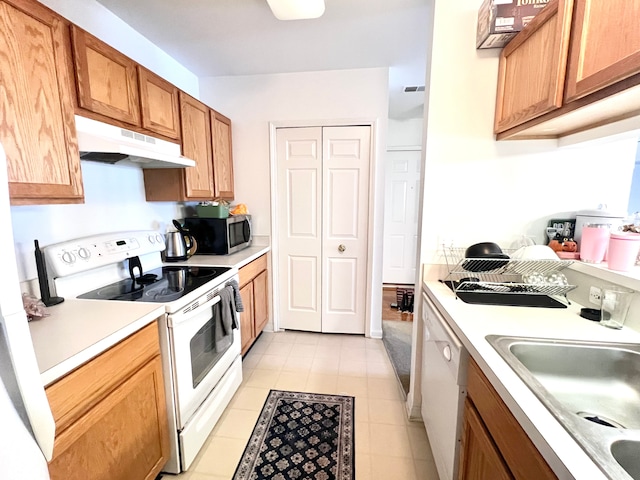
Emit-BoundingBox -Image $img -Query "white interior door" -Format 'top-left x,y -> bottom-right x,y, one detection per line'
276,125 -> 371,334
321,126 -> 370,334
382,149 -> 421,284
276,127 -> 323,332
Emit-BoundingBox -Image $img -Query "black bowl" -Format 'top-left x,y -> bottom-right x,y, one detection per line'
465,242 -> 504,258
462,254 -> 510,273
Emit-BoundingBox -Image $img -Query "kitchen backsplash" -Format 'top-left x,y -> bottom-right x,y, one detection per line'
10,161 -> 185,284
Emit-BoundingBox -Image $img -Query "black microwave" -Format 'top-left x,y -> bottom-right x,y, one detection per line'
183,215 -> 252,255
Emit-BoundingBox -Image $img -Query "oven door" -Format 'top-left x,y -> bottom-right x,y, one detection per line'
168,293 -> 241,428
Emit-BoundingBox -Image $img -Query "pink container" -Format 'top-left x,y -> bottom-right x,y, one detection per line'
580,224 -> 611,263
607,232 -> 640,271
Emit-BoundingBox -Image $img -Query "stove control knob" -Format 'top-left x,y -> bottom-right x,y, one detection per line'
61,251 -> 76,264
148,234 -> 156,244
77,247 -> 91,260
156,233 -> 163,244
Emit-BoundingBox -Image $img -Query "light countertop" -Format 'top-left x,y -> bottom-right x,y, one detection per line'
28,245 -> 270,387
29,299 -> 165,387
422,273 -> 640,480
176,245 -> 270,269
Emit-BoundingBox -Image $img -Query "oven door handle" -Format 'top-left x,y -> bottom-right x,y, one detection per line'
169,295 -> 221,327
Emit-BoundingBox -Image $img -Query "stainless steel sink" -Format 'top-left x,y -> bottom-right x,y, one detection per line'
487,335 -> 640,480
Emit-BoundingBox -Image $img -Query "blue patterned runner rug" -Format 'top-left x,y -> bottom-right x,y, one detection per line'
232,390 -> 355,480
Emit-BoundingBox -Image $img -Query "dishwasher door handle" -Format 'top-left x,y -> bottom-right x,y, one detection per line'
442,344 -> 452,362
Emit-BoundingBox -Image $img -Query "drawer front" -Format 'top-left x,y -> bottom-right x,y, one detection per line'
239,254 -> 268,287
46,321 -> 160,435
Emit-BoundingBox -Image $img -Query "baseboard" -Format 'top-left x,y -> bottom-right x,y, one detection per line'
369,328 -> 382,339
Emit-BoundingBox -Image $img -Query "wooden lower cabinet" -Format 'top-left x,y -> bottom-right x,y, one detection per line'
239,281 -> 255,354
239,254 -> 270,355
46,322 -> 169,480
459,358 -> 558,480
459,399 -> 513,480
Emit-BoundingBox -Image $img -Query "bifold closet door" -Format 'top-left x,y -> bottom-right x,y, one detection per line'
277,127 -> 323,332
321,126 -> 370,334
276,126 -> 370,334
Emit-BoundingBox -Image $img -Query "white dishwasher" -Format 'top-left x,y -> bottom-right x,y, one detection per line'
421,292 -> 469,480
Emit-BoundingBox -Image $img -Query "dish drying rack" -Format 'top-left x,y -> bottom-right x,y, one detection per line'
443,246 -> 577,300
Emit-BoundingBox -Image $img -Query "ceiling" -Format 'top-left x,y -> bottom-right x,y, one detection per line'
94,0 -> 430,120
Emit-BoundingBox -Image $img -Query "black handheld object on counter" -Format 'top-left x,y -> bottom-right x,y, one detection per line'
34,239 -> 64,307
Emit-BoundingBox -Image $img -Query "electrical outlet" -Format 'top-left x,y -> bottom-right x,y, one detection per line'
589,286 -> 602,305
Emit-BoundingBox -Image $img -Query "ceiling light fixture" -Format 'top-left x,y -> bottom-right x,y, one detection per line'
266,0 -> 325,20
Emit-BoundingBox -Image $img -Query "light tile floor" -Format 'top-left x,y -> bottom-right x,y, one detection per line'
161,331 -> 439,480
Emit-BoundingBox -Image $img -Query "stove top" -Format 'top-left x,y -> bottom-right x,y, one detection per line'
78,265 -> 232,303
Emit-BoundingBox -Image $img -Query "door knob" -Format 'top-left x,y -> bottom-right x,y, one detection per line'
338,244 -> 346,253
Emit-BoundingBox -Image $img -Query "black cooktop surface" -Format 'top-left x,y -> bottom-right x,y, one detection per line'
78,265 -> 231,303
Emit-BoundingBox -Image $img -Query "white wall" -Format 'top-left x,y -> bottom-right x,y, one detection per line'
405,0 -> 639,418
199,68 -> 390,336
419,0 -> 638,262
11,0 -> 198,283
388,118 -> 423,148
200,68 -> 389,235
11,163 -> 183,283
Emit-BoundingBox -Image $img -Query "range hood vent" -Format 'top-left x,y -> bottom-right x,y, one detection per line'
75,115 -> 195,169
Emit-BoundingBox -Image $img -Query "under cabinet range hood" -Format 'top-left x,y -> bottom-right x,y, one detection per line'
75,115 -> 196,168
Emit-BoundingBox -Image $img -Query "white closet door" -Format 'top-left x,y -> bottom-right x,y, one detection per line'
321,126 -> 370,334
276,125 -> 371,334
276,127 -> 323,332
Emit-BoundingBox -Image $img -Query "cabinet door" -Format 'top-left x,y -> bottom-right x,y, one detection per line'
48,356 -> 169,480
253,269 -> 269,334
138,66 -> 180,140
180,92 -> 214,199
565,0 -> 640,102
0,0 -> 83,204
211,110 -> 235,199
458,399 -> 513,480
467,359 -> 558,480
239,282 -> 255,355
71,26 -> 140,126
494,0 -> 574,133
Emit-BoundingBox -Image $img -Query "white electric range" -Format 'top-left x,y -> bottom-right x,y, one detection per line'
42,230 -> 243,473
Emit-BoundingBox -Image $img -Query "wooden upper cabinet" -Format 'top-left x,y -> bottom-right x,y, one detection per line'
564,0 -> 640,102
71,25 -> 141,126
211,110 -> 235,199
494,0 -> 574,133
0,0 -> 83,205
138,66 -> 180,141
180,92 -> 214,199
143,94 -> 227,201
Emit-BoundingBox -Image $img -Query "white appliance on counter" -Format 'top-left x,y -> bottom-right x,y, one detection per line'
421,292 -> 469,480
0,143 -> 54,477
43,231 -> 243,473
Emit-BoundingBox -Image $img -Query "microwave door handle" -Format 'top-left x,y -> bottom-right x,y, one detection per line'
244,218 -> 252,242
168,295 -> 221,327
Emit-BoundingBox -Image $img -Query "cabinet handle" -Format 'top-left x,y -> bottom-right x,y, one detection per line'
338,244 -> 346,253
